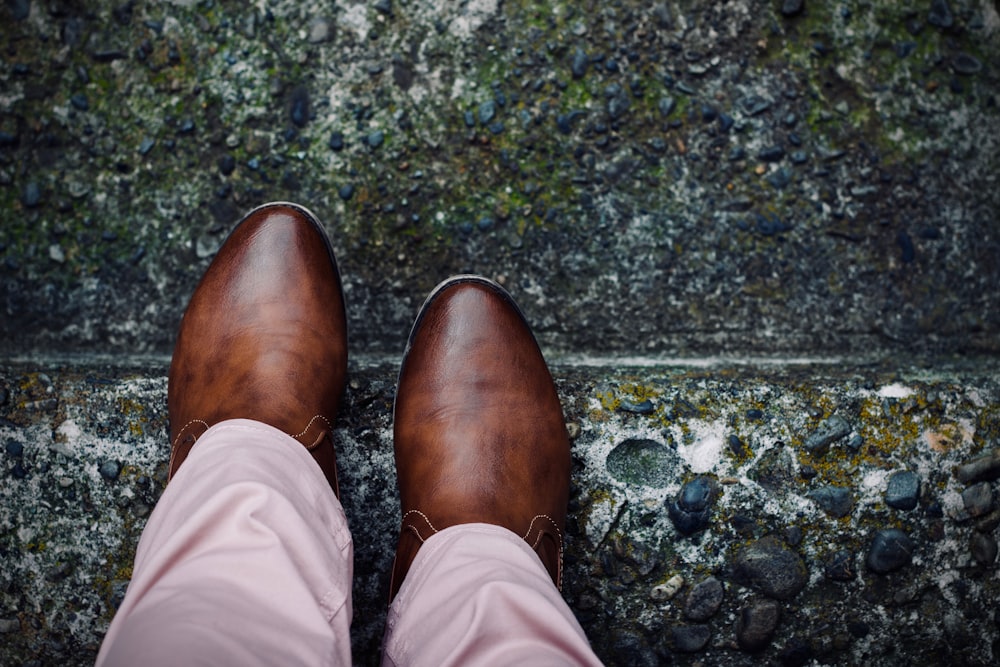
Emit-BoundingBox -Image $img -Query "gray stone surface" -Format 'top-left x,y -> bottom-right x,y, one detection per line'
1,0 -> 999,359
3,359 -> 998,665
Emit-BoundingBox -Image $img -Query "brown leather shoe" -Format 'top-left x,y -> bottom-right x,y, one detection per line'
167,202 -> 347,495
389,275 -> 570,600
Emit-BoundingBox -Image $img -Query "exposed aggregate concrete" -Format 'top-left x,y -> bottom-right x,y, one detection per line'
1,358 -> 999,666
1,0 -> 999,357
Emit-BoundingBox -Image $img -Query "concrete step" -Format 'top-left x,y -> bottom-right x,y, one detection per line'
1,356 -> 998,665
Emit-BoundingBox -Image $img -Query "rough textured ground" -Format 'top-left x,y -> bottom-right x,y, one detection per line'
2,0 -> 999,357
2,0 -> 999,665
1,358 -> 999,665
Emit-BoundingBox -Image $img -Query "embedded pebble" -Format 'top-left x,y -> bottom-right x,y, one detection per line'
683,576 -> 723,621
736,599 -> 781,652
672,624 -> 711,652
962,482 -> 994,518
781,0 -> 805,17
606,438 -> 679,488
289,86 -> 310,127
571,49 -> 588,79
803,415 -> 851,453
732,535 -> 808,600
668,476 -> 719,535
928,0 -> 954,28
952,53 -> 982,75
866,529 -> 914,573
650,573 -> 684,602
807,485 -> 853,518
956,449 -> 1000,483
885,470 -> 921,510
99,460 -> 122,481
823,549 -> 856,581
307,16 -> 335,43
478,100 -> 496,124
970,533 -> 998,565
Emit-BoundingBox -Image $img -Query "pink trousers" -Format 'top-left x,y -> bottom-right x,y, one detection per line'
97,419 -> 603,666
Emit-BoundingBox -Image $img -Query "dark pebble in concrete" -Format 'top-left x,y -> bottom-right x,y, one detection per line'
289,86 -> 310,127
658,96 -> 676,117
732,535 -> 808,601
758,145 -> 785,162
962,482 -> 994,517
138,136 -> 155,156
885,470 -> 921,510
70,93 -> 89,111
367,130 -> 384,148
218,154 -> 236,175
741,95 -> 772,116
896,41 -> 917,58
22,182 -> 41,208
807,485 -> 853,518
746,408 -> 763,421
571,48 -> 588,79
824,549 -> 856,581
606,438 -> 678,488
618,398 -> 654,414
778,637 -> 813,666
374,0 -> 391,15
866,529 -> 914,573
736,599 -> 781,652
478,100 -> 496,124
767,167 -> 792,189
957,449 -> 1000,483
781,0 -> 805,18
684,576 -> 723,621
970,533 -> 998,565
98,460 -> 121,481
672,624 -> 711,652
928,0 -> 953,29
338,184 -> 355,201
897,230 -> 915,263
9,0 -> 30,21
803,415 -> 850,453
669,476 -> 719,535
952,53 -> 982,75
607,92 -> 631,120
328,132 -> 345,151
6,439 -> 23,457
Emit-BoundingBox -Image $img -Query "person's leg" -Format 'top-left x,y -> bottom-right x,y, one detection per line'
98,420 -> 353,667
386,276 -> 602,666
98,202 -> 352,665
383,524 -> 601,666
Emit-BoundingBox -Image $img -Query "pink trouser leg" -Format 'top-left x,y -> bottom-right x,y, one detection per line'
383,524 -> 604,667
97,419 -> 353,667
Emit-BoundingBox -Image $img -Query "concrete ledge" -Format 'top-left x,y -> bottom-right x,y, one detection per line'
1,357 -> 998,665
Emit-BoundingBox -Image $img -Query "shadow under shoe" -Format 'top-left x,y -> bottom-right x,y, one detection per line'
389,275 -> 570,600
167,202 -> 348,495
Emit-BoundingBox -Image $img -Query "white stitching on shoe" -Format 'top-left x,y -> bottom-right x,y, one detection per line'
401,509 -> 438,544
291,414 -> 333,441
